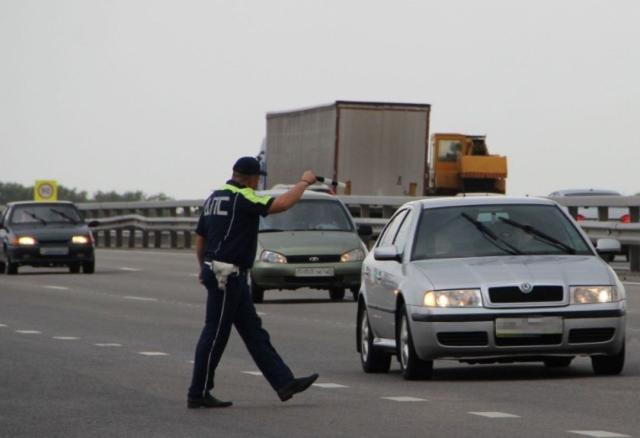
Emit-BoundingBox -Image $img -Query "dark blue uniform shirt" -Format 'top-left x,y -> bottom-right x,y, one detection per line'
196,180 -> 274,269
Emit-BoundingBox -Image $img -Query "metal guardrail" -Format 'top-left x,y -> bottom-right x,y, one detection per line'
2,195 -> 638,271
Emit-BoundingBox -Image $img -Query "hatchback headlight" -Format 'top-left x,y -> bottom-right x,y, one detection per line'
71,235 -> 90,245
341,248 -> 365,262
260,250 -> 288,264
571,286 -> 618,304
424,289 -> 483,307
16,236 -> 37,246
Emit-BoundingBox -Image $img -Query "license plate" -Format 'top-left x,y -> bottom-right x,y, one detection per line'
40,247 -> 69,256
295,267 -> 334,277
495,317 -> 563,337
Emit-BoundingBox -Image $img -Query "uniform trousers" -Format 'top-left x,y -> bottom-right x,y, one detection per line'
188,264 -> 294,399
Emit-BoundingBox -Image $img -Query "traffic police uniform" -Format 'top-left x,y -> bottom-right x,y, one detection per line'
187,178 -> 296,402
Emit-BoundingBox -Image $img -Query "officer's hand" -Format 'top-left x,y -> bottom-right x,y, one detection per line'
301,170 -> 316,185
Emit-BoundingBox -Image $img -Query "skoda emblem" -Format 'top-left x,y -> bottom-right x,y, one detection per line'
309,256 -> 320,262
519,282 -> 533,294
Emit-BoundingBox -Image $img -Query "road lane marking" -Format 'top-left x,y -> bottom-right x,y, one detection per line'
138,351 -> 169,356
43,285 -> 70,290
120,267 -> 142,272
568,432 -> 631,437
53,336 -> 80,340
312,383 -> 349,389
15,330 -> 41,334
188,360 -> 195,364
469,412 -> 520,418
257,312 -> 266,316
124,296 -> 158,302
0,324 -> 7,327
95,343 -> 122,347
242,371 -> 263,376
381,396 -> 426,402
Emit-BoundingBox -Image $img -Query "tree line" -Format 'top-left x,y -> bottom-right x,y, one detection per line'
0,181 -> 172,205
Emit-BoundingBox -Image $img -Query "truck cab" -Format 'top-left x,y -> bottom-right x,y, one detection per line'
430,133 -> 507,195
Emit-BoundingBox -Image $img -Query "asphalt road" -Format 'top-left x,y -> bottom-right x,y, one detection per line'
1,249 -> 639,438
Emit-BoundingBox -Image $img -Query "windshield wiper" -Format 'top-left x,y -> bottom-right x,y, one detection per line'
460,213 -> 521,255
259,228 -> 285,233
51,208 -> 78,224
23,210 -> 47,225
498,217 -> 576,255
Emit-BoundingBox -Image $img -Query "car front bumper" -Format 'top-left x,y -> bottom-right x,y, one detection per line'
407,303 -> 626,361
251,261 -> 362,290
7,245 -> 95,267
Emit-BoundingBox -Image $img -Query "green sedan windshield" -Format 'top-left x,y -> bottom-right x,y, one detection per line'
260,200 -> 353,232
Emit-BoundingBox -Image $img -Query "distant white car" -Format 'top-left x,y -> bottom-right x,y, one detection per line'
357,196 -> 626,380
549,189 -> 630,261
548,189 -> 630,222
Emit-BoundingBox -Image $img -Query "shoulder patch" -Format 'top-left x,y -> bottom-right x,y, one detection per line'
222,184 -> 272,206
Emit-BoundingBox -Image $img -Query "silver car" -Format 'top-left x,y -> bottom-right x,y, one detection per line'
357,197 -> 626,380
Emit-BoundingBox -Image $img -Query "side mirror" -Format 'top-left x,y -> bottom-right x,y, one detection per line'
88,220 -> 100,228
373,246 -> 401,262
596,238 -> 621,254
357,224 -> 373,237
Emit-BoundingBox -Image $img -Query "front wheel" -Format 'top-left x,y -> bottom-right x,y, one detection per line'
0,261 -> 5,274
350,287 -> 359,302
398,306 -> 433,380
329,288 -> 345,301
359,307 -> 391,373
7,259 -> 18,275
250,277 -> 265,303
69,264 -> 81,274
82,260 -> 95,274
592,345 -> 625,375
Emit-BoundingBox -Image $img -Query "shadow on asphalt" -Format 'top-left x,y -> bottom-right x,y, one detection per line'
379,363 -> 638,381
259,298 -> 356,305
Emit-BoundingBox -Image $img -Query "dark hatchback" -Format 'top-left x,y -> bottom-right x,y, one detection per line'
0,201 -> 96,275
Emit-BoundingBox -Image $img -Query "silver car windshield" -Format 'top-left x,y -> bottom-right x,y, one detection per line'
412,204 -> 592,260
260,200 -> 353,232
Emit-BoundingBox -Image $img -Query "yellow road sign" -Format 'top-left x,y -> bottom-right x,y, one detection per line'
34,180 -> 58,201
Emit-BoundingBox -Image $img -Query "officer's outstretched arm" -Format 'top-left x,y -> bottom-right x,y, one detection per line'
269,170 -> 315,214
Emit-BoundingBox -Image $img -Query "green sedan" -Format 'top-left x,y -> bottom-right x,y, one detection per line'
250,191 -> 371,302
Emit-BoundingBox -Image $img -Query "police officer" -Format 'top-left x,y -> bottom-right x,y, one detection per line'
187,156 -> 319,408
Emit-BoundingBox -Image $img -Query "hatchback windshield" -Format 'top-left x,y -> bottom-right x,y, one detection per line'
412,204 -> 592,260
10,204 -> 82,225
260,200 -> 353,232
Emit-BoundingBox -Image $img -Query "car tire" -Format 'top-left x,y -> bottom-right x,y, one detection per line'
544,357 -> 573,368
251,279 -> 265,303
69,264 -> 81,274
350,288 -> 359,302
0,261 -> 5,274
82,261 -> 95,274
358,307 -> 391,373
7,259 -> 18,275
592,345 -> 625,375
329,288 -> 345,301
397,305 -> 433,380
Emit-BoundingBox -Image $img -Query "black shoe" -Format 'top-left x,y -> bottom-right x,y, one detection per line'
277,373 -> 319,402
187,393 -> 233,409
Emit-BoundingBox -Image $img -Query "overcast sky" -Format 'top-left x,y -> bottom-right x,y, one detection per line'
1,0 -> 638,199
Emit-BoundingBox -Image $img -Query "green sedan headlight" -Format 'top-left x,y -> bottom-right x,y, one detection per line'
571,286 -> 618,304
340,248 -> 365,262
260,250 -> 288,264
423,289 -> 483,308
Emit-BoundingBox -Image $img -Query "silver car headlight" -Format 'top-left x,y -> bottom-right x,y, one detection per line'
260,250 -> 288,264
571,286 -> 618,304
423,289 -> 483,308
341,248 -> 365,262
